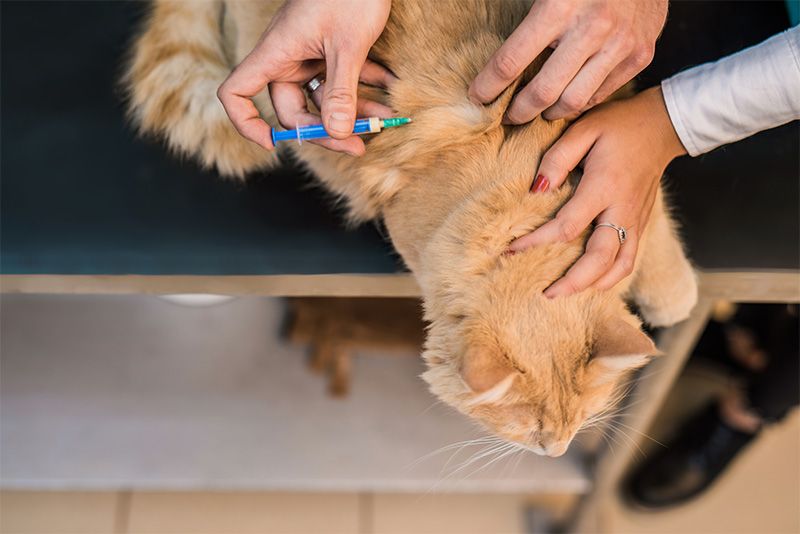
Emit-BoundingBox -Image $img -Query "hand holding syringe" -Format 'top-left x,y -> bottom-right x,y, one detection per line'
272,117 -> 411,145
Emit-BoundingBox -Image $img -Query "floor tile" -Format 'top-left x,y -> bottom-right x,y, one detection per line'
371,493 -> 527,534
0,491 -> 119,534
127,491 -> 359,534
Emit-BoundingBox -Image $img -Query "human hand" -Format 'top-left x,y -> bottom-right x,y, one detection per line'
508,87 -> 686,297
469,0 -> 667,124
217,0 -> 394,156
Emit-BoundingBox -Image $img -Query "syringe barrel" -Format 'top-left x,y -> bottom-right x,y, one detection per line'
271,118 -> 380,145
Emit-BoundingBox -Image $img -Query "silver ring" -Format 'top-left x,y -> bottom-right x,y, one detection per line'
305,76 -> 324,93
595,222 -> 627,244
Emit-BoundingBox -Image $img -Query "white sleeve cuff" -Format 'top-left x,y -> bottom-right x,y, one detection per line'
660,26 -> 800,157
661,75 -> 700,156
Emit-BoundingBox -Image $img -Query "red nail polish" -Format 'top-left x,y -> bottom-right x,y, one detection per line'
502,249 -> 516,257
531,174 -> 550,193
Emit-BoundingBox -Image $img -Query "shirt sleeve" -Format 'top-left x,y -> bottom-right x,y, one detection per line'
661,25 -> 800,157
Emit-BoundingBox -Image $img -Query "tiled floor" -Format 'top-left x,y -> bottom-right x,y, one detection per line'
0,491 -> 531,534
3,395 -> 796,534
0,491 -> 120,534
2,297 -> 798,533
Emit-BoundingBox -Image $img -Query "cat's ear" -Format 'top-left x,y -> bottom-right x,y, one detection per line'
461,344 -> 517,404
588,316 -> 659,383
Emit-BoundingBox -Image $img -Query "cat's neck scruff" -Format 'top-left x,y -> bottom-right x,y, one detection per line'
126,0 -> 697,457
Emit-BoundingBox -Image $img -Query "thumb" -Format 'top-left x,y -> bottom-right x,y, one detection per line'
321,43 -> 367,139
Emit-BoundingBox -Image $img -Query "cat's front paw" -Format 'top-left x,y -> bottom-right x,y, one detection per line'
638,269 -> 699,327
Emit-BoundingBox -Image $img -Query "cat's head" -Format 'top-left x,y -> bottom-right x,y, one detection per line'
422,273 -> 657,457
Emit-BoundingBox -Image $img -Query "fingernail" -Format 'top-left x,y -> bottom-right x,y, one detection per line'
531,174 -> 549,193
542,110 -> 559,122
328,112 -> 352,135
543,287 -> 558,299
502,249 -> 516,257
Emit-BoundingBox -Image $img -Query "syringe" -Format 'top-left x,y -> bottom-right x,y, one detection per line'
271,117 -> 412,145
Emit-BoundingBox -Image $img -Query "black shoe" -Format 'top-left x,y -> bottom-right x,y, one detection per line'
625,402 -> 758,509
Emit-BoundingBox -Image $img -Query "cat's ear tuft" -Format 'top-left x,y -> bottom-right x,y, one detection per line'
460,344 -> 517,404
588,316 -> 659,383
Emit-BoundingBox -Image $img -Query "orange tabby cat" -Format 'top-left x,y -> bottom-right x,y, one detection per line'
126,0 -> 697,456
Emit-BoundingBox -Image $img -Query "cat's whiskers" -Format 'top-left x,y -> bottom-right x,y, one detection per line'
585,422 -> 619,456
604,422 -> 625,456
440,437 -> 505,474
406,436 -> 500,470
449,441 -> 523,481
509,447 -> 527,475
462,443 -> 521,480
424,440 -> 515,494
418,399 -> 446,416
605,420 -> 646,458
609,420 -> 665,448
445,441 -> 517,480
586,396 -> 647,429
502,434 -> 533,478
447,441 -> 511,477
584,406 -> 627,426
581,382 -> 639,429
581,405 -> 628,429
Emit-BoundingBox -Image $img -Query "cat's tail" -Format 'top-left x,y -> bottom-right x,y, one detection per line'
122,0 -> 278,178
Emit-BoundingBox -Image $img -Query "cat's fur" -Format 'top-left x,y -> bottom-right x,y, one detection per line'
125,0 -> 698,456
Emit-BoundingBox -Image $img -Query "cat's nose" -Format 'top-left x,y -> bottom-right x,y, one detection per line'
535,432 -> 569,457
544,442 -> 568,457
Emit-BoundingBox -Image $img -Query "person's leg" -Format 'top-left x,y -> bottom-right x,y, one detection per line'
715,304 -> 799,435
626,304 -> 799,509
744,305 -> 800,423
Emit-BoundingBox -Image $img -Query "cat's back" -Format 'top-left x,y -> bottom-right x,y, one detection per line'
224,0 -> 529,69
370,0 -> 531,80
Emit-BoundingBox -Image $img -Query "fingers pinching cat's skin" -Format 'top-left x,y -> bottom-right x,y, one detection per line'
321,44 -> 369,139
470,0 -> 667,124
503,28 -> 600,124
469,0 -> 558,105
358,59 -> 399,90
270,81 -> 366,156
317,44 -> 398,138
269,59 -> 396,157
217,0 -> 391,154
310,59 -> 397,126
